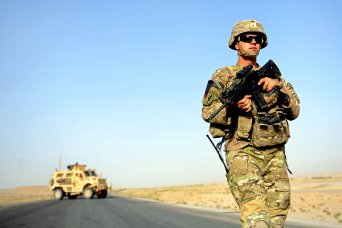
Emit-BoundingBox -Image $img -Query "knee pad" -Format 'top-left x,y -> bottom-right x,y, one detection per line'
254,221 -> 268,228
246,210 -> 269,228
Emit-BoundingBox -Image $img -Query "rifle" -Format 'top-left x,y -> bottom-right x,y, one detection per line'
206,134 -> 229,174
205,60 -> 281,122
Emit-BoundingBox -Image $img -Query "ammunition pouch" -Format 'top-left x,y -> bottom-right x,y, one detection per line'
251,112 -> 290,147
257,112 -> 282,125
232,111 -> 290,148
235,115 -> 253,140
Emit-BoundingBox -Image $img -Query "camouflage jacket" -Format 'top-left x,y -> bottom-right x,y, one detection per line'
202,63 -> 300,151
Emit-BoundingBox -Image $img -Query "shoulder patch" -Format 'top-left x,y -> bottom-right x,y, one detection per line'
203,79 -> 224,105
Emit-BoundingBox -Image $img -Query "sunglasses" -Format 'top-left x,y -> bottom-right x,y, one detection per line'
239,35 -> 263,44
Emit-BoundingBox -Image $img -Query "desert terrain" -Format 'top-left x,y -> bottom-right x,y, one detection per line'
0,186 -> 51,207
1,173 -> 341,225
114,173 -> 342,225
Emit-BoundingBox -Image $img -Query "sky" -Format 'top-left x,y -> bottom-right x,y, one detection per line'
1,0 -> 341,189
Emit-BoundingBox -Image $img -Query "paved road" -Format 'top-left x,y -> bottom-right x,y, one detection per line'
0,195 -> 334,228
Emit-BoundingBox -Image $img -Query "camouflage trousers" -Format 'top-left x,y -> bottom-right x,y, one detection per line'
226,145 -> 290,228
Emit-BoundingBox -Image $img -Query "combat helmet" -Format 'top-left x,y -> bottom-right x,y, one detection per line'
228,19 -> 268,50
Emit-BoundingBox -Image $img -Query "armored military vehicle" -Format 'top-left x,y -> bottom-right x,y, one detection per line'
49,163 -> 109,200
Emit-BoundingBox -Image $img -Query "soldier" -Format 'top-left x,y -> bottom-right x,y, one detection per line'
202,20 -> 300,228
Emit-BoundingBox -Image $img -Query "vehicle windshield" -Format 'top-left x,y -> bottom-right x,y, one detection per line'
85,169 -> 97,176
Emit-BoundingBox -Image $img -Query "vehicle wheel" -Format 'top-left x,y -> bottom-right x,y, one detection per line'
67,194 -> 78,200
53,189 -> 64,200
83,187 -> 94,199
97,190 -> 107,198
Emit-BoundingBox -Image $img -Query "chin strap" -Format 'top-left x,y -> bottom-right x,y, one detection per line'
237,50 -> 260,57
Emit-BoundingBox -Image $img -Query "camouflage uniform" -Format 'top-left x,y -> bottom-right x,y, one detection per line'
202,20 -> 300,228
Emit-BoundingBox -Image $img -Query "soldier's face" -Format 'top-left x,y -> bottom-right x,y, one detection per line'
235,33 -> 261,57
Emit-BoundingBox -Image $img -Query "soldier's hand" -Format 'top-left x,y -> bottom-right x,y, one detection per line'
237,95 -> 252,112
258,77 -> 281,92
